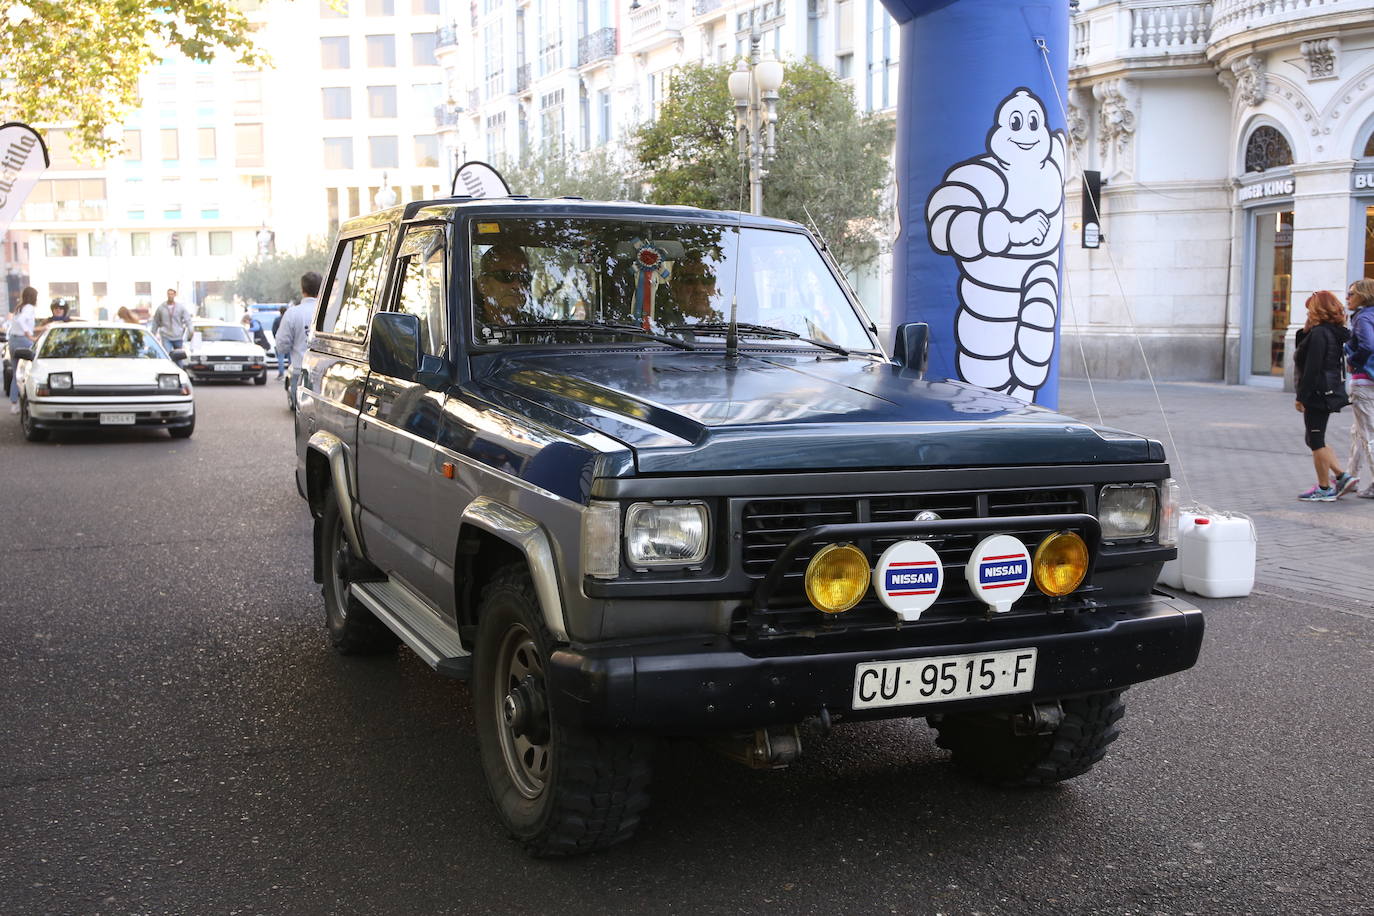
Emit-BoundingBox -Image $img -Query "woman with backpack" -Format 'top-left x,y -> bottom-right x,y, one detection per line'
1345,278 -> 1374,498
1294,289 -> 1354,502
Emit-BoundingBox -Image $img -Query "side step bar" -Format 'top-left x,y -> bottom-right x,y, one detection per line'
351,580 -> 472,680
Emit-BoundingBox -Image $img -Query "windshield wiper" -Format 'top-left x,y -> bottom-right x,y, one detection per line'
492,320 -> 695,351
665,321 -> 852,356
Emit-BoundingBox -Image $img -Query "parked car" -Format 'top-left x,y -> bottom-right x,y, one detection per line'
247,303 -> 288,368
14,321 -> 194,441
293,198 -> 1203,856
184,320 -> 269,384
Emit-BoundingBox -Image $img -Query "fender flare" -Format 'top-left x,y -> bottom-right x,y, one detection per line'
307,430 -> 364,558
461,497 -> 569,642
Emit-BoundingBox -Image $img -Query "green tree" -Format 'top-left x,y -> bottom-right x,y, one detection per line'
635,58 -> 894,272
499,142 -> 644,202
1,0 -> 270,157
231,239 -> 331,305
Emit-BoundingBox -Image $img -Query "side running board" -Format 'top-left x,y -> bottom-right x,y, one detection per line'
351,580 -> 473,680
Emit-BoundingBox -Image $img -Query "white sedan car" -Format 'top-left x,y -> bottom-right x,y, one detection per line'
184,320 -> 270,384
14,322 -> 194,441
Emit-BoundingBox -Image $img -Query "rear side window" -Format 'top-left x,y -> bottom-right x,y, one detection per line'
317,229 -> 390,339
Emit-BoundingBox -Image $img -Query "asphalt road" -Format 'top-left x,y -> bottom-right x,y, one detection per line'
1,382 -> 1370,916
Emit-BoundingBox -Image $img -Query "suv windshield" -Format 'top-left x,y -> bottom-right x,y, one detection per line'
470,218 -> 876,352
196,326 -> 251,343
38,327 -> 165,359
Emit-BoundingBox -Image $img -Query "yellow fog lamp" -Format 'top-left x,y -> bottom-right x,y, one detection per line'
1032,531 -> 1089,597
804,543 -> 870,613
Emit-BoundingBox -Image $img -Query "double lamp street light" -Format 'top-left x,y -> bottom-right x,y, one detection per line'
728,35 -> 784,216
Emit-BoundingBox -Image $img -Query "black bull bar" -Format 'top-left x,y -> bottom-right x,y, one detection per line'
751,513 -> 1103,611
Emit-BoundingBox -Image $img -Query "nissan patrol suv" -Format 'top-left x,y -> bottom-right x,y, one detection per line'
294,197 -> 1203,856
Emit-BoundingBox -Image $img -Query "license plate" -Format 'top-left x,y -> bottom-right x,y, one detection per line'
100,413 -> 135,425
213,363 -> 240,372
852,648 -> 1037,710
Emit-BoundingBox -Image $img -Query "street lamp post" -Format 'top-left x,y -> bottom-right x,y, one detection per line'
727,27 -> 784,216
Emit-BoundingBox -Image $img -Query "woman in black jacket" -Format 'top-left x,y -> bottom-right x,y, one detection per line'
1294,290 -> 1353,501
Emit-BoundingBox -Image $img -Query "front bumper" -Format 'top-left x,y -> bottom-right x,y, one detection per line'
27,397 -> 194,428
548,592 -> 1204,733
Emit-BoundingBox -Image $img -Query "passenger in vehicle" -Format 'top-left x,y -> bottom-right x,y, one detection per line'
659,253 -> 723,327
474,243 -> 534,328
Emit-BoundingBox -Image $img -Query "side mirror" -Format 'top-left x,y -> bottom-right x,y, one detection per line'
892,322 -> 930,377
169,348 -> 187,362
369,311 -> 422,381
12,347 -> 34,361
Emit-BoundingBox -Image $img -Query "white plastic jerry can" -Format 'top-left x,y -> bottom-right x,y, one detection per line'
1179,513 -> 1257,598
1157,509 -> 1203,590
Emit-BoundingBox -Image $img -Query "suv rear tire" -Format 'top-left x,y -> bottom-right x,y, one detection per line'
320,490 -> 398,655
473,564 -> 654,856
930,690 -> 1126,787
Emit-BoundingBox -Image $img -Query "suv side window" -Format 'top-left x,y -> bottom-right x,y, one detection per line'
317,229 -> 390,340
393,227 -> 447,358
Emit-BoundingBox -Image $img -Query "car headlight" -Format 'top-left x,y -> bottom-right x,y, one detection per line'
158,373 -> 182,390
624,501 -> 708,568
47,372 -> 73,390
1099,484 -> 1158,540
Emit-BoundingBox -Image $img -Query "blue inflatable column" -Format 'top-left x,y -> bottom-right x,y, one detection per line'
880,0 -> 1069,407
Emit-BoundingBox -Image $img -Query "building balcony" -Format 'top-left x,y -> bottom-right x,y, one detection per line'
578,27 -> 617,67
434,102 -> 464,130
1071,0 -> 1213,74
516,63 -> 531,94
627,0 -> 685,50
436,23 -> 460,48
1209,0 -> 1368,55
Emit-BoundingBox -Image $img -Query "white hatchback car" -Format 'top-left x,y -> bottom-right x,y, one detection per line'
14,322 -> 194,441
184,319 -> 270,384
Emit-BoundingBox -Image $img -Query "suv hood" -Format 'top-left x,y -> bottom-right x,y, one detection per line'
480,350 -> 1160,473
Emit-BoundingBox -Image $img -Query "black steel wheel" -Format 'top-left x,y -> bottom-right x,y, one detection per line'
473,564 -> 654,856
319,490 -> 397,655
169,415 -> 195,439
253,372 -> 267,386
930,690 -> 1126,787
19,398 -> 48,442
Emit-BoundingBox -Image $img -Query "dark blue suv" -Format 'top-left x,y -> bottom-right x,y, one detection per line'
294,198 -> 1203,856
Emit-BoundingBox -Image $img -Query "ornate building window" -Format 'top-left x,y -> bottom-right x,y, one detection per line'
1245,126 -> 1293,173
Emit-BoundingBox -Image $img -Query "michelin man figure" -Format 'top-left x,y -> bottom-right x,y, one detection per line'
926,88 -> 1066,402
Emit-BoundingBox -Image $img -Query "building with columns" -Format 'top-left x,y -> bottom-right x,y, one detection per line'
1064,0 -> 1374,389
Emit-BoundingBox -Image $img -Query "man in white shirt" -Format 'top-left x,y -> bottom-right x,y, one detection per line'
274,271 -> 321,411
7,286 -> 38,412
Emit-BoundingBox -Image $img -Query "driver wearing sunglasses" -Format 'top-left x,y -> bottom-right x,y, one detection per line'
474,243 -> 535,328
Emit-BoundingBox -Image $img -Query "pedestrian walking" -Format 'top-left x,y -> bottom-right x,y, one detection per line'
274,272 -> 321,411
272,305 -> 288,378
1345,277 -> 1374,499
1294,290 -> 1354,502
151,288 -> 193,352
6,286 -> 38,413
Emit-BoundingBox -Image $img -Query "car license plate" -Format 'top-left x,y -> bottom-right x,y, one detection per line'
214,363 -> 240,372
852,648 -> 1037,710
100,413 -> 135,425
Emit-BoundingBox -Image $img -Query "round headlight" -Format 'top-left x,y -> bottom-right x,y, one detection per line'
804,543 -> 870,613
1032,531 -> 1089,597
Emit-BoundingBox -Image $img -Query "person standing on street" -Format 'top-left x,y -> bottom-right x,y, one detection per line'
1344,277 -> 1374,499
272,305 -> 288,378
152,288 -> 193,352
6,286 -> 38,413
274,272 -> 321,411
1294,290 -> 1354,502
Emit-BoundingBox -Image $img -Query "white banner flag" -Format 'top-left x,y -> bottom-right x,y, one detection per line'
0,122 -> 49,234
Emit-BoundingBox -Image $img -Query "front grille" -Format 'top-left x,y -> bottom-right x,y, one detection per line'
738,487 -> 1090,637
60,385 -> 167,397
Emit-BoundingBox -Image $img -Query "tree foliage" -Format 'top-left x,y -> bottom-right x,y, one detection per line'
499,143 -> 644,203
635,58 -> 894,272
1,0 -> 268,157
231,238 -> 332,305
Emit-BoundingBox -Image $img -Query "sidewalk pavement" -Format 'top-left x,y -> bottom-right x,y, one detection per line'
1057,378 -> 1372,617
